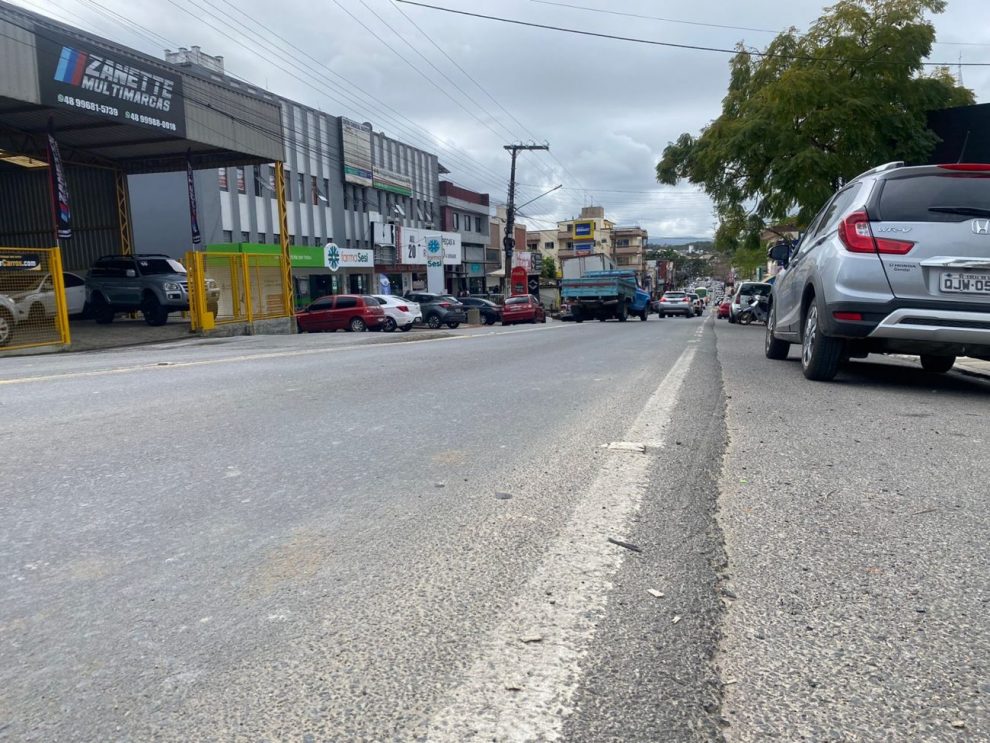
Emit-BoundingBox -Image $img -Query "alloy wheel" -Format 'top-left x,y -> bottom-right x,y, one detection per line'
802,304 -> 818,368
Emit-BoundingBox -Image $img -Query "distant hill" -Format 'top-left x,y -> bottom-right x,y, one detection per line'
651,237 -> 712,247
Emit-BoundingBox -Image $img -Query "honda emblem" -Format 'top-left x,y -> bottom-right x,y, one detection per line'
973,219 -> 990,235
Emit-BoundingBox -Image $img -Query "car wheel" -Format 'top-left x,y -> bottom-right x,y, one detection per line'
484,316 -> 496,325
728,313 -> 736,324
639,310 -> 648,321
765,304 -> 790,360
920,354 -> 955,373
0,308 -> 13,347
801,298 -> 844,381
446,321 -> 460,329
142,295 -> 169,326
541,314 -> 547,323
400,324 -> 413,332
91,294 -> 115,324
349,317 -> 367,332
296,321 -> 306,333
658,313 -> 665,319
427,314 -> 442,329
739,311 -> 753,325
383,316 -> 397,332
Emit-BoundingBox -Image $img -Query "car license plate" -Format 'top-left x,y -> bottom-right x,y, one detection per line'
941,272 -> 990,295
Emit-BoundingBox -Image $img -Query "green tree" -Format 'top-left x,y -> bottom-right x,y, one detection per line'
541,255 -> 558,280
657,0 -> 973,247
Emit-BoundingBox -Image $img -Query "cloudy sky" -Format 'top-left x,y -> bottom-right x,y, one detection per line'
16,0 -> 990,239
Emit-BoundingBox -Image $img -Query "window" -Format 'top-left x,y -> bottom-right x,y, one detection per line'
453,212 -> 460,230
297,172 -> 305,202
335,296 -> 357,309
241,231 -> 250,243
223,230 -> 234,242
475,216 -> 482,233
218,168 -> 228,191
258,233 -> 267,244
311,175 -> 319,205
254,167 -> 264,197
544,241 -> 553,250
236,167 -> 246,194
322,178 -> 330,203
309,298 -> 334,311
62,273 -> 85,288
362,296 -> 380,306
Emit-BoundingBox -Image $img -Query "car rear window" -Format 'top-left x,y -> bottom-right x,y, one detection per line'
362,296 -> 380,306
664,292 -> 686,298
877,173 -> 990,222
505,297 -> 529,305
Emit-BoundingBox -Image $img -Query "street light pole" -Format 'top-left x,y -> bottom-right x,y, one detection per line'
503,143 -> 549,295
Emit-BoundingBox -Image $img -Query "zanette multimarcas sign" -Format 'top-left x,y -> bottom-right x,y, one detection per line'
36,29 -> 186,137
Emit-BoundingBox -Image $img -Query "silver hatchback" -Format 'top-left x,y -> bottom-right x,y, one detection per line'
766,162 -> 990,381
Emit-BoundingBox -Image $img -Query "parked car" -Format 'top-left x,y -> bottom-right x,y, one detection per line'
3,271 -> 87,323
502,294 -> 546,325
657,291 -> 694,317
85,254 -> 220,326
0,293 -> 15,347
372,295 -> 421,332
296,294 -> 386,333
458,296 -> 502,325
766,161 -> 990,380
729,282 -> 772,323
404,292 -> 468,329
685,292 -> 705,316
717,299 -> 731,319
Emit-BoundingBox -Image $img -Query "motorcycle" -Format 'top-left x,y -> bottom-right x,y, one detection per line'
737,294 -> 769,325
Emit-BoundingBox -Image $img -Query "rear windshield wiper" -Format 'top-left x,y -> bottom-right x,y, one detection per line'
928,206 -> 990,217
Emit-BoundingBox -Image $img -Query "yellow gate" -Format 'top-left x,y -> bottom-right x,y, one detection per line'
0,247 -> 70,353
186,251 -> 292,332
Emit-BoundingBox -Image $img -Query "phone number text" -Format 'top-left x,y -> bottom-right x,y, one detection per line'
57,94 -> 118,117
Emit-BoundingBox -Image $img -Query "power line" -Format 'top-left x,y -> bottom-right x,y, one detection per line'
386,0 -> 589,194
395,1 -> 990,66
531,0 -> 990,48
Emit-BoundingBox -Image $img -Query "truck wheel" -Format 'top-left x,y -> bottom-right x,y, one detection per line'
639,309 -> 648,321
573,306 -> 583,323
91,294 -> 115,324
142,295 -> 169,326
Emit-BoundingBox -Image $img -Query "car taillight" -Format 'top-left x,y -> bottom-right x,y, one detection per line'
833,311 -> 863,321
660,297 -> 667,302
840,210 -> 914,255
397,305 -> 409,312
439,302 -> 450,308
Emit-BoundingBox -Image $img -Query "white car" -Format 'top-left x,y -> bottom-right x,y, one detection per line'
0,293 -> 16,347
372,294 -> 422,332
9,271 -> 87,322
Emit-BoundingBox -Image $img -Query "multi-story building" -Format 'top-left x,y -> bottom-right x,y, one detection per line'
526,229 -> 560,277
439,181 -> 492,295
612,225 -> 649,275
488,206 -> 529,294
553,207 -> 648,283
129,50 -> 441,303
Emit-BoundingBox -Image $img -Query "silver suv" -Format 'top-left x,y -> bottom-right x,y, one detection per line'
766,162 -> 990,381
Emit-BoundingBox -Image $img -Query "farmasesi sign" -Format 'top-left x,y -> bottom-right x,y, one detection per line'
36,30 -> 186,137
398,227 -> 462,265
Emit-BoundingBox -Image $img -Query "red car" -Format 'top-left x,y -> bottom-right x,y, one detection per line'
501,294 -> 546,325
717,299 -> 731,319
296,294 -> 386,332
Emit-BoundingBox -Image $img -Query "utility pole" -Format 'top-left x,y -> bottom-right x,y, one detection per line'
503,143 -> 548,295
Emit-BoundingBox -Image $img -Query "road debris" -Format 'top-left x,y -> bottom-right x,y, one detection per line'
607,537 -> 642,553
495,492 -> 513,500
647,589 -> 665,599
672,615 -> 682,624
520,634 -> 543,644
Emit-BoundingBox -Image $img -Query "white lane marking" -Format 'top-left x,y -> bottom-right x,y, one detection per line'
0,324 -> 577,386
426,345 -> 697,742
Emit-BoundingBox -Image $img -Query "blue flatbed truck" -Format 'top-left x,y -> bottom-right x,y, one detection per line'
560,270 -> 652,322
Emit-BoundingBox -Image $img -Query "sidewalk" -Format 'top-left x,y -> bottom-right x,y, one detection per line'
954,357 -> 990,380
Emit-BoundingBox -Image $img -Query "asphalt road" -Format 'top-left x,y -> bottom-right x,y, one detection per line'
1,314 -> 987,742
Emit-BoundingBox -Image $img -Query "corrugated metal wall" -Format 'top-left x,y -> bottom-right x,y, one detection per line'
0,165 -> 120,270
0,17 -> 40,103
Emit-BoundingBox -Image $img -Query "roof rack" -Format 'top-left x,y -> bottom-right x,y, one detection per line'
851,161 -> 904,183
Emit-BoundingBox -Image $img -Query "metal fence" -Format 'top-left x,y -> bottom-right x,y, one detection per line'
185,251 -> 292,331
0,247 -> 70,352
